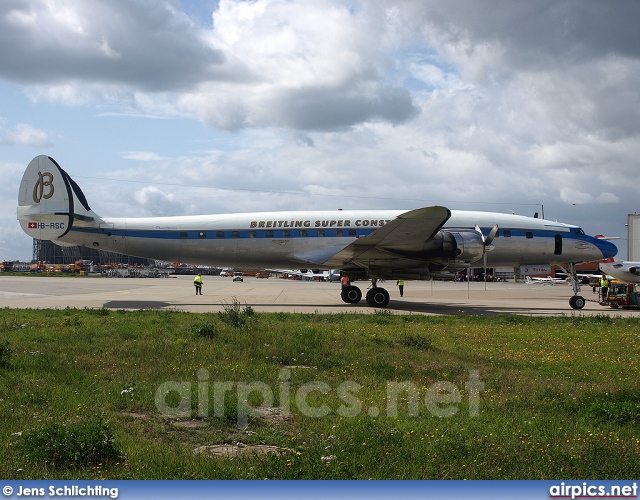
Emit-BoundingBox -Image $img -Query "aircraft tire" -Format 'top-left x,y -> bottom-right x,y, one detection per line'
366,287 -> 390,308
341,286 -> 362,304
569,295 -> 586,309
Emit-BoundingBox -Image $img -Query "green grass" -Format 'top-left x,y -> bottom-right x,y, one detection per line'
0,308 -> 639,479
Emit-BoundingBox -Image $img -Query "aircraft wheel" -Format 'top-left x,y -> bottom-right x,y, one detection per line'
366,287 -> 390,308
569,295 -> 586,309
341,286 -> 362,304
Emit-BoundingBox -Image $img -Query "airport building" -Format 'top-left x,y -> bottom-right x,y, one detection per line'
32,239 -> 151,267
628,213 -> 640,261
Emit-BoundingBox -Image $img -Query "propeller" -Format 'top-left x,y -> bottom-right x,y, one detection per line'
475,224 -> 498,290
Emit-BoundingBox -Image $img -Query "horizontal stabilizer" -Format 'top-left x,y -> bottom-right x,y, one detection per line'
55,212 -> 95,223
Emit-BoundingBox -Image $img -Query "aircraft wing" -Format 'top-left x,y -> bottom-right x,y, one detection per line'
323,206 -> 451,269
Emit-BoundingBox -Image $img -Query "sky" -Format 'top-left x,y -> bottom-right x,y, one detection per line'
1,0 -> 638,262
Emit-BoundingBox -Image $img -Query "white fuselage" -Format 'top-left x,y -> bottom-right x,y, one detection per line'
58,208 -> 612,271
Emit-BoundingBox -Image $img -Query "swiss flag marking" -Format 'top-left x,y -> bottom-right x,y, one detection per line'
28,222 -> 38,229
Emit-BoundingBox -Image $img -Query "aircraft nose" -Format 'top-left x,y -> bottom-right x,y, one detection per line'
594,238 -> 618,260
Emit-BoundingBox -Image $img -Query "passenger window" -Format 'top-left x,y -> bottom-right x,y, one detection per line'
503,230 -> 511,237
526,232 -> 533,239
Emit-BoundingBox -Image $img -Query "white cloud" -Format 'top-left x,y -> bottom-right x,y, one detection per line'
122,151 -> 168,161
1,0 -> 417,130
133,186 -> 184,217
0,122 -> 52,147
596,192 -> 621,205
559,188 -> 620,206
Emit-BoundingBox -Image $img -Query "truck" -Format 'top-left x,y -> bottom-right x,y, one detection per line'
601,282 -> 640,309
73,260 -> 93,274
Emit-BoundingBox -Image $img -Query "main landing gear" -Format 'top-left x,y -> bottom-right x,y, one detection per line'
340,279 -> 390,308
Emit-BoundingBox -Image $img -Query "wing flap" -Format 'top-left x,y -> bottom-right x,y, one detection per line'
323,206 -> 451,268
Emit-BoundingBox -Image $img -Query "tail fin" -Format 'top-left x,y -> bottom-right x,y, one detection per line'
17,156 -> 99,242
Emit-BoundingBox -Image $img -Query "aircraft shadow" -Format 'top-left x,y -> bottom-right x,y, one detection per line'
101,299 -> 571,316
103,300 -> 172,309
385,299 -> 561,316
169,300 -> 568,316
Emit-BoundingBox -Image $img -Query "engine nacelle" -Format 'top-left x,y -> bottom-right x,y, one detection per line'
390,230 -> 486,264
445,231 -> 485,264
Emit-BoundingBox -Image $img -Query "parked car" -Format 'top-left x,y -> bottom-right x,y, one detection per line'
233,271 -> 244,282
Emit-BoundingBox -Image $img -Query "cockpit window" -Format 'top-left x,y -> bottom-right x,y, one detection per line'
575,228 -> 585,235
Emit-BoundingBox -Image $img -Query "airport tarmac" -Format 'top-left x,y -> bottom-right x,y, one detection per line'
1,274 -> 638,316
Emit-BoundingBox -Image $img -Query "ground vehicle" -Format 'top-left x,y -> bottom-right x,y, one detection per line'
601,282 -> 640,309
233,272 -> 244,282
0,261 -> 14,272
73,260 -> 93,273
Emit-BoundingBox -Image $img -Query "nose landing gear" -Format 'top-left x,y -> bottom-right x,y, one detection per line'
560,263 -> 586,310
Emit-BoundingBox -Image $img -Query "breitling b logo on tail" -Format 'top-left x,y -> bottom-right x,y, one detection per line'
33,171 -> 54,203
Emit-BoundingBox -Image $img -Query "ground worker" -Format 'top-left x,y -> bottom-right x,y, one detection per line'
341,275 -> 350,288
396,279 -> 405,297
600,275 -> 608,303
194,273 -> 203,295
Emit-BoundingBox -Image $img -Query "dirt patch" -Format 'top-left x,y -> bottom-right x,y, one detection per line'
119,412 -> 148,419
171,420 -> 208,429
193,442 -> 287,458
250,406 -> 291,425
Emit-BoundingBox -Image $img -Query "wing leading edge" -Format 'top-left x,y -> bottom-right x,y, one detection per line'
323,206 -> 451,269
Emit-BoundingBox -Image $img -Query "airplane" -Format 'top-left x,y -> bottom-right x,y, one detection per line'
524,276 -> 568,285
599,261 -> 640,283
280,269 -> 341,281
17,155 -> 618,309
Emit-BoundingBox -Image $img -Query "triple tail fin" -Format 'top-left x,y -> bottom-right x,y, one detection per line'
17,155 -> 99,242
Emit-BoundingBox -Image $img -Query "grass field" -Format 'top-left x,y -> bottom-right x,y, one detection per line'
1,306 -> 639,479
